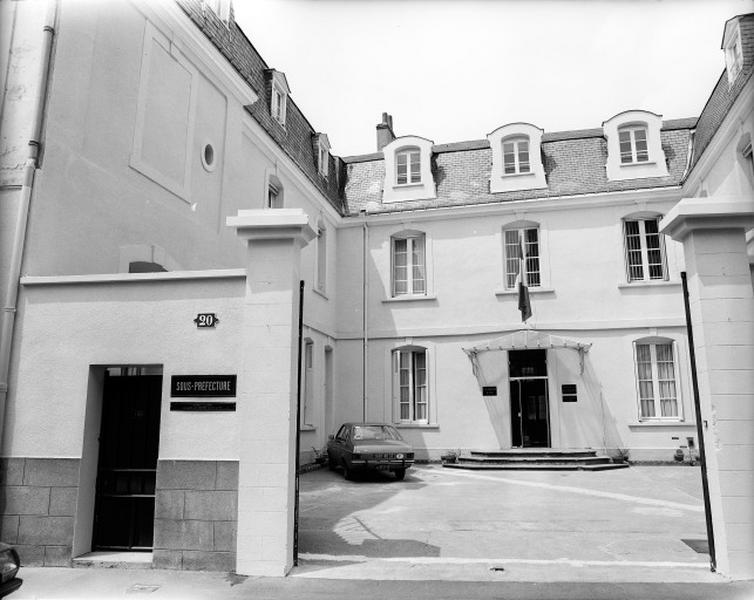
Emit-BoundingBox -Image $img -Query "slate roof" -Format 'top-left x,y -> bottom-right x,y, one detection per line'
690,14 -> 754,170
343,119 -> 695,216
176,0 -> 346,213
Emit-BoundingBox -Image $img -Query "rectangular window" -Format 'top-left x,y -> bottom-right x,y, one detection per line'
395,348 -> 428,423
619,127 -> 649,164
392,235 -> 426,296
504,228 -> 541,289
303,341 -> 314,426
503,139 -> 530,174
267,184 -> 282,208
271,87 -> 286,125
317,226 -> 327,293
396,149 -> 421,185
636,342 -> 679,419
624,218 -> 666,282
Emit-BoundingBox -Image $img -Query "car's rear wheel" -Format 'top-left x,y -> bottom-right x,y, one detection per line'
394,468 -> 406,481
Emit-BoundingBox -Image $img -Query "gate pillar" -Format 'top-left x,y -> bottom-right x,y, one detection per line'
227,209 -> 315,576
662,198 -> 754,579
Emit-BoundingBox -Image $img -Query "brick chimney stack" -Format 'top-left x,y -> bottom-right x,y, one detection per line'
376,113 -> 395,151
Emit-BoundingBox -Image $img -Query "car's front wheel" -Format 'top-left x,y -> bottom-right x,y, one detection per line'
394,468 -> 406,481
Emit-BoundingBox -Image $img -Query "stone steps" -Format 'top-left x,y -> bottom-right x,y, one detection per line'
444,448 -> 629,471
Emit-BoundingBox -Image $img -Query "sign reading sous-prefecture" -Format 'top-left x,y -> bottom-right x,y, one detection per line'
170,375 -> 237,398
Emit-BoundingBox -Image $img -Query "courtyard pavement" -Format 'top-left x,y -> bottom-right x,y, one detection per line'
295,464 -> 717,582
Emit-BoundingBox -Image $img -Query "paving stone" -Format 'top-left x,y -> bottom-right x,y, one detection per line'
156,460 -> 216,491
0,515 -> 19,544
215,461 -> 239,490
23,459 -> 80,487
49,487 -> 77,516
155,490 -> 185,520
213,521 -> 237,552
182,550 -> 235,572
1,486 -> 50,515
44,545 -> 72,567
15,544 -> 44,566
184,491 -> 237,521
18,515 -> 74,546
0,458 -> 24,486
154,518 -> 213,551
153,548 -> 183,570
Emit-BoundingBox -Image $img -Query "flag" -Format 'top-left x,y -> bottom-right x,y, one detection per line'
516,234 -> 532,322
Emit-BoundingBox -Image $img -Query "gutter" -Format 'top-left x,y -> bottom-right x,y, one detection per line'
0,0 -> 57,444
361,211 -> 369,422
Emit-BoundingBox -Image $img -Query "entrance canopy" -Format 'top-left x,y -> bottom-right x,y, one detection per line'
463,329 -> 593,379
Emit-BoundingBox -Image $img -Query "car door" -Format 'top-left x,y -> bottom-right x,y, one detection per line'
330,424 -> 350,465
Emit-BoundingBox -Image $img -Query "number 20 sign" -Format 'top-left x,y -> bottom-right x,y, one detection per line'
194,313 -> 219,328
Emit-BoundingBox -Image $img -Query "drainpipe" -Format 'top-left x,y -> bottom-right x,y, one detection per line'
0,0 -> 56,443
361,211 -> 369,422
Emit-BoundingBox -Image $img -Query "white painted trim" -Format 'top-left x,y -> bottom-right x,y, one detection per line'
130,0 -> 257,105
337,319 -> 686,340
603,111 -> 669,181
342,187 -> 683,228
684,77 -> 754,193
488,123 -> 547,193
20,269 -> 246,286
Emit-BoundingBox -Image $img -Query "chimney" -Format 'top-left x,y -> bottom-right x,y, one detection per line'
376,112 -> 395,151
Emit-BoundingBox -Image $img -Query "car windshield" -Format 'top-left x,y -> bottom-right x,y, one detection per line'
352,425 -> 402,441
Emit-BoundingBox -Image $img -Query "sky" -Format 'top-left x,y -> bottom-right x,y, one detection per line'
234,0 -> 754,157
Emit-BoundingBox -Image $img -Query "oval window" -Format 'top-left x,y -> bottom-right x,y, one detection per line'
201,143 -> 215,171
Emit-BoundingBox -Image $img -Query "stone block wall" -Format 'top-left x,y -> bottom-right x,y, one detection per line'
0,458 -> 79,566
153,460 -> 238,571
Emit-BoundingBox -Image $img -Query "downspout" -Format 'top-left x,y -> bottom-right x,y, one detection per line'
0,0 -> 57,442
361,210 -> 369,422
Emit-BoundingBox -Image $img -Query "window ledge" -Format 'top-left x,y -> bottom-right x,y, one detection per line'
392,182 -> 423,189
383,294 -> 437,303
501,171 -> 536,179
313,286 -> 329,300
300,425 -> 316,432
628,422 -> 692,429
395,423 -> 439,430
617,280 -> 681,289
494,286 -> 555,296
620,160 -> 657,168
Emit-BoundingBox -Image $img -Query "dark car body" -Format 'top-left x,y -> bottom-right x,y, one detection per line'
327,423 -> 414,480
0,542 -> 22,598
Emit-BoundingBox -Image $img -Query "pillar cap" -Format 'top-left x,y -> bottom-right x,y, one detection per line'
226,209 -> 316,244
660,197 -> 754,241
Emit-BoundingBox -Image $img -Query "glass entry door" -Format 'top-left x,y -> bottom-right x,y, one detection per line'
509,350 -> 550,448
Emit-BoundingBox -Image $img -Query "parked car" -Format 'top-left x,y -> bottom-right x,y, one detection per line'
327,423 -> 414,480
0,543 -> 22,598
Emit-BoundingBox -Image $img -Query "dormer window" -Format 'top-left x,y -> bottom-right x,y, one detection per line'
267,70 -> 290,127
723,19 -> 744,85
503,137 -> 530,174
381,136 -> 436,203
488,123 -> 546,193
315,133 -> 331,178
619,125 -> 649,164
396,147 -> 421,185
603,110 -> 668,181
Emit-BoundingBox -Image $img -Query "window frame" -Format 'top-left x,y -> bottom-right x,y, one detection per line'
301,339 -> 314,427
393,347 -> 429,424
271,85 -> 287,126
391,232 -> 427,297
503,225 -> 542,290
316,223 -> 327,294
623,216 -> 668,283
395,147 -> 422,186
633,339 -> 683,421
618,124 -> 650,164
502,136 -> 531,175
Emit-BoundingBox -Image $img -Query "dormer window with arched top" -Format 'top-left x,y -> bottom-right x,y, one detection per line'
603,110 -> 668,181
382,136 -> 436,203
488,123 -> 547,193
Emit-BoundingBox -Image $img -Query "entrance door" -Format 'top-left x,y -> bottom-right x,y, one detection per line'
93,371 -> 162,551
509,350 -> 550,448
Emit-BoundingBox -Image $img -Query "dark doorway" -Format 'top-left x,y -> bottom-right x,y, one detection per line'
509,350 -> 550,447
93,369 -> 162,551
